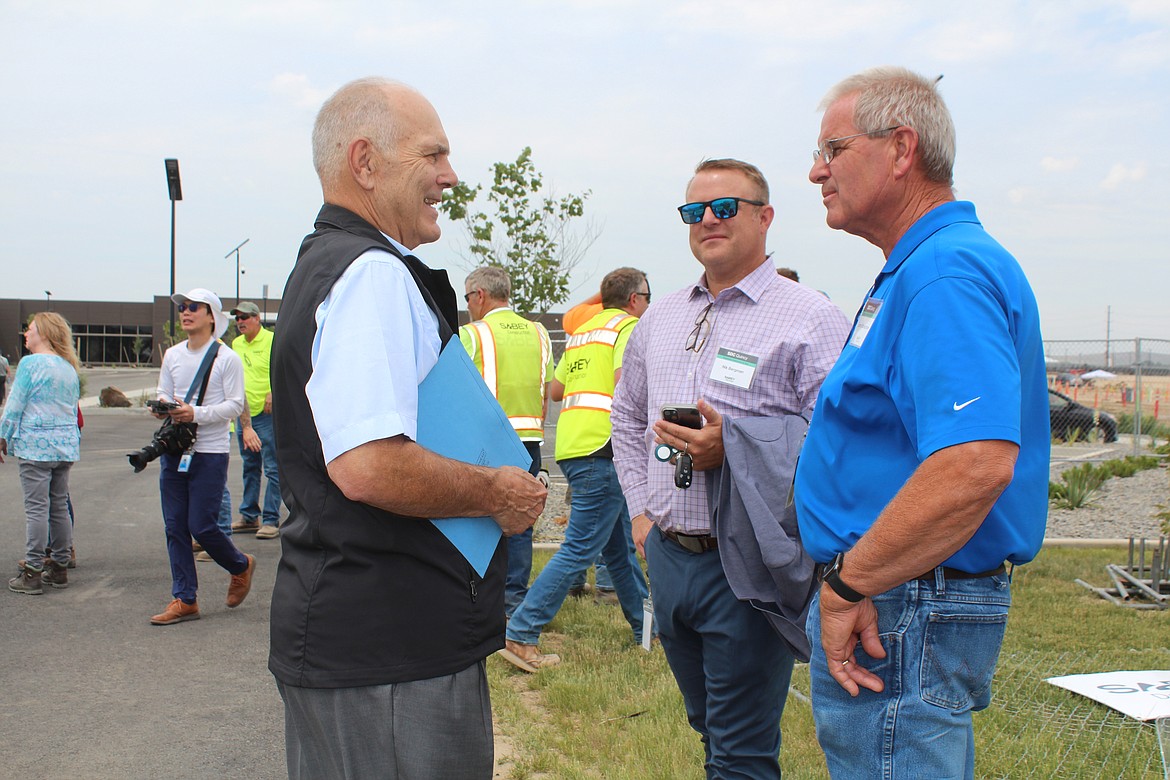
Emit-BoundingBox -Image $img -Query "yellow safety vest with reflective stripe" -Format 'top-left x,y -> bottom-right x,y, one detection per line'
459,308 -> 553,442
554,308 -> 638,461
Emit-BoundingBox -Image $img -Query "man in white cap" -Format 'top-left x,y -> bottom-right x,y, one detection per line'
150,287 -> 256,625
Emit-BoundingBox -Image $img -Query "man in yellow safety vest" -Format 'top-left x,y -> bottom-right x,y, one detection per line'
498,267 -> 652,672
461,266 -> 554,617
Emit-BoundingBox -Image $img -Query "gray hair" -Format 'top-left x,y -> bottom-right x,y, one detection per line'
466,266 -> 511,302
311,77 -> 414,184
692,158 -> 769,203
601,267 -> 647,310
819,67 -> 956,186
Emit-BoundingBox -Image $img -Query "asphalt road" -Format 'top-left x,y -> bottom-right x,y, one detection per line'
0,406 -> 287,779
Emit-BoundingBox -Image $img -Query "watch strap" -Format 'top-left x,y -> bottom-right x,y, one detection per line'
823,553 -> 865,603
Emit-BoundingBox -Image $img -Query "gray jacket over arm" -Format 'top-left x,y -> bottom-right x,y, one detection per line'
706,414 -> 816,661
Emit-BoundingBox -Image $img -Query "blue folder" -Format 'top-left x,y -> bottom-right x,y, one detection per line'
416,341 -> 533,577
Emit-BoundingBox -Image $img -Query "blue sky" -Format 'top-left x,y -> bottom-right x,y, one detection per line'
2,0 -> 1167,340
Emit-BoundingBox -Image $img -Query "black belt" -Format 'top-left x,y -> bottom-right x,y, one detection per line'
814,562 -> 1007,583
660,529 -> 718,554
915,564 -> 1006,581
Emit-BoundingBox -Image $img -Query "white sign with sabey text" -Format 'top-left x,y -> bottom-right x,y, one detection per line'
1047,670 -> 1170,721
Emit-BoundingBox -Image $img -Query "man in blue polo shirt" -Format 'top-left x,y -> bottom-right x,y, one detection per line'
795,67 -> 1048,780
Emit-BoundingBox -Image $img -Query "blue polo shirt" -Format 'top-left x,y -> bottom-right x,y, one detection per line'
795,201 -> 1049,572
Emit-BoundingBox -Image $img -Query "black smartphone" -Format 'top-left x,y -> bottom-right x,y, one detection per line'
661,404 -> 701,429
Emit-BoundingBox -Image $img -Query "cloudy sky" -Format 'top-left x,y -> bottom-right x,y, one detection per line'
2,0 -> 1167,341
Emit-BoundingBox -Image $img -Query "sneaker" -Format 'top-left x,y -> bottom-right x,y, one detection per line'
255,524 -> 279,540
226,554 -> 256,608
195,550 -> 214,563
8,564 -> 43,595
150,598 -> 200,625
231,518 -> 260,532
594,589 -> 619,606
43,560 -> 69,589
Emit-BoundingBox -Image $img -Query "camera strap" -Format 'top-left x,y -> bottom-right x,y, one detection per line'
183,340 -> 220,406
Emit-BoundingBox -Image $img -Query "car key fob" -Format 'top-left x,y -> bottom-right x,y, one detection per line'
674,452 -> 693,489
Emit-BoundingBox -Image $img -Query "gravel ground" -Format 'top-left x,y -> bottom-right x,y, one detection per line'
1047,459 -> 1168,540
533,443 -> 1170,544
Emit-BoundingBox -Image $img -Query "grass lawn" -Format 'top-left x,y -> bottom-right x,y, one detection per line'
490,546 -> 1170,779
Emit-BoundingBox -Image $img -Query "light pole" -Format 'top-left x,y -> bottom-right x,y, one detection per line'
45,290 -> 52,310
164,159 -> 183,338
225,239 -> 250,302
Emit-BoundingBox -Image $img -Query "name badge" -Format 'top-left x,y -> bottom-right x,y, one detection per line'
177,453 -> 193,473
849,298 -> 883,349
709,347 -> 759,390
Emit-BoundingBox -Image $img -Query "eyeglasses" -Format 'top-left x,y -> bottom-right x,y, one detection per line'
685,301 -> 715,353
812,126 -> 901,165
677,197 -> 765,225
234,314 -> 253,322
634,291 -> 652,303
176,302 -> 206,314
463,290 -> 479,302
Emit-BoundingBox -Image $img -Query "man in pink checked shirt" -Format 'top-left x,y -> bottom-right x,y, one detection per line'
611,158 -> 849,779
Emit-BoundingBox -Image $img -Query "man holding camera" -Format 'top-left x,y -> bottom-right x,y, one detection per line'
611,159 -> 849,778
150,288 -> 255,626
227,301 -> 283,540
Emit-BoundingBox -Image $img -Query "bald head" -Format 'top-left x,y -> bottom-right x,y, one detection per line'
312,78 -> 419,188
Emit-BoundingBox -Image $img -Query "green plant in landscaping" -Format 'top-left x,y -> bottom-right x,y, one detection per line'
1049,464 -> 1104,509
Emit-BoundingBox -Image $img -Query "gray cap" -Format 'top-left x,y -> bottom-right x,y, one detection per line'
230,301 -> 261,317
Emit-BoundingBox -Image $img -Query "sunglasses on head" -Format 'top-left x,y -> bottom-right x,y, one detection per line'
677,197 -> 765,225
176,302 -> 206,314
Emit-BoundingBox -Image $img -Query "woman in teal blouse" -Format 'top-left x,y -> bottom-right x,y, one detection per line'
0,312 -> 81,595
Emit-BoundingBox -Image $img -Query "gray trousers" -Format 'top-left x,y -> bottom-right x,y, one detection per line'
278,660 -> 494,780
18,459 -> 73,568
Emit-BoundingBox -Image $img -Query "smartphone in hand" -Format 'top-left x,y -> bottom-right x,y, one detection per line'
661,404 -> 701,429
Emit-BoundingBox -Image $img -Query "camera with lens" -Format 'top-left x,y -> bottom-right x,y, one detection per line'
128,415 -> 198,473
145,399 -> 180,415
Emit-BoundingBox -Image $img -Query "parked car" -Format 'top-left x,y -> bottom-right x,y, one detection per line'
1049,389 -> 1118,443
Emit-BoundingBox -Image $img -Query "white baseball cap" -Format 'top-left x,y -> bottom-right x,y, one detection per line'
171,288 -> 229,339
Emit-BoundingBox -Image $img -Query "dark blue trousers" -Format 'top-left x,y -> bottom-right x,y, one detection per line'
160,452 -> 249,603
646,529 -> 794,779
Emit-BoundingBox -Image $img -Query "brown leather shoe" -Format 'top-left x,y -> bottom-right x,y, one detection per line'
150,598 -> 200,625
231,518 -> 260,532
498,639 -> 561,673
226,554 -> 256,608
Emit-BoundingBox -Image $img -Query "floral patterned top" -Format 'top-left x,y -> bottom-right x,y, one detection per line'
0,354 -> 80,462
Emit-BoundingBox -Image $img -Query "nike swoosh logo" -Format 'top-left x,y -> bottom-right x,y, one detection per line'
953,397 -> 981,411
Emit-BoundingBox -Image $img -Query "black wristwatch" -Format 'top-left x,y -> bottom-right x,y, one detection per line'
822,553 -> 865,603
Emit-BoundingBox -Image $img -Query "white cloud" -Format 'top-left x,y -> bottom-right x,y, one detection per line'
269,73 -> 329,110
1100,162 -> 1147,190
1041,156 -> 1080,173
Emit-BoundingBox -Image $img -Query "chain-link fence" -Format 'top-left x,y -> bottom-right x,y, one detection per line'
1045,338 -> 1170,452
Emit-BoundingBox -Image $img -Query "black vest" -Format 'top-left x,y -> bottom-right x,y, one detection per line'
268,204 -> 506,687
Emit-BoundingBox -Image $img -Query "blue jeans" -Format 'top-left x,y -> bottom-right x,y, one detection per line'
237,411 -> 282,526
159,452 -> 249,603
506,457 -> 644,645
807,572 -> 1012,780
217,486 -> 233,536
504,441 -> 542,618
646,529 -> 793,779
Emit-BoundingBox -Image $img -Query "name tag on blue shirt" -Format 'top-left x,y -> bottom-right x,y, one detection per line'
849,298 -> 883,349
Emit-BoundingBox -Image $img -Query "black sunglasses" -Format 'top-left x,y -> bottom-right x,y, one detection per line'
176,302 -> 207,314
234,314 -> 253,322
677,197 -> 765,225
634,291 -> 652,303
463,290 -> 478,302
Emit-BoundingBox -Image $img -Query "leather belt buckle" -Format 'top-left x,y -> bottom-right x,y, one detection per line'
662,529 -> 717,554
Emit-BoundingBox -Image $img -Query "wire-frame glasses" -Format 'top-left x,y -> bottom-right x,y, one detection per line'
685,301 -> 715,353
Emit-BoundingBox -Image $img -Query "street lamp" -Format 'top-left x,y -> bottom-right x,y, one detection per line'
225,238 -> 250,302
45,290 -> 52,310
164,159 -> 183,337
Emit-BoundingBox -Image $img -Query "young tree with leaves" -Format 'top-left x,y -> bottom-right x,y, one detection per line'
439,147 -> 599,316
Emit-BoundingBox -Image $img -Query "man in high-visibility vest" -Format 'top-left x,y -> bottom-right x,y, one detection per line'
460,266 -> 554,618
499,267 -> 652,672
